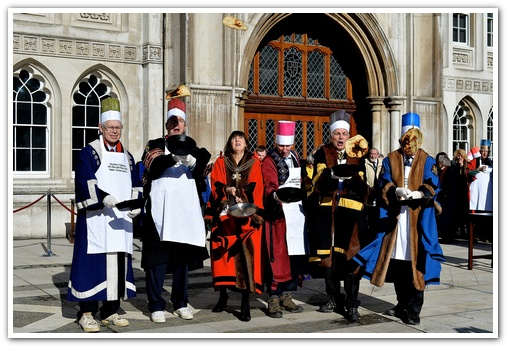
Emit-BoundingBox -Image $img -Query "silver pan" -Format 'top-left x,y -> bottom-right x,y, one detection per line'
227,203 -> 258,217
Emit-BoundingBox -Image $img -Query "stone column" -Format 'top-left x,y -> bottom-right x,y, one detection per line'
385,97 -> 405,152
368,96 -> 385,153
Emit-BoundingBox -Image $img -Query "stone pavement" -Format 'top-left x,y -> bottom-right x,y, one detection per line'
9,237 -> 497,338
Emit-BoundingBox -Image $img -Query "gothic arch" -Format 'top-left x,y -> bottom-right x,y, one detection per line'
240,13 -> 398,99
72,64 -> 129,113
459,95 -> 483,146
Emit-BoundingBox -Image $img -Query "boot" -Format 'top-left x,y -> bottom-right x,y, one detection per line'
238,292 -> 251,322
347,307 -> 360,322
279,293 -> 303,313
212,288 -> 229,313
267,296 -> 283,318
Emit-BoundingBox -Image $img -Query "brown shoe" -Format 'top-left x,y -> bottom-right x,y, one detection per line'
268,296 -> 283,318
279,293 -> 304,313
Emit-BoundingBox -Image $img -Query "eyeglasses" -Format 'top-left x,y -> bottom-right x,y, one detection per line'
102,125 -> 123,132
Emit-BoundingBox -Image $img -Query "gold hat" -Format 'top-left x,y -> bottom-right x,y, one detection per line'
222,16 -> 248,30
165,85 -> 191,100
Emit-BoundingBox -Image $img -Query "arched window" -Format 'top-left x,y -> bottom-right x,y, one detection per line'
452,103 -> 471,153
246,33 -> 351,158
13,69 -> 50,174
248,33 -> 347,100
71,74 -> 112,172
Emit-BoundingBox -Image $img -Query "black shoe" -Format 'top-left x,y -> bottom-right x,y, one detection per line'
385,306 -> 403,319
347,307 -> 360,322
239,298 -> 251,322
318,298 -> 336,313
405,311 -> 420,325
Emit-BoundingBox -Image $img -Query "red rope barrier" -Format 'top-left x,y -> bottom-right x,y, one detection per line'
13,194 -> 46,213
51,194 -> 77,215
13,192 -> 77,215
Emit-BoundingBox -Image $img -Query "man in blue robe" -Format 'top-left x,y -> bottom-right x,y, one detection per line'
67,97 -> 142,332
350,112 -> 445,325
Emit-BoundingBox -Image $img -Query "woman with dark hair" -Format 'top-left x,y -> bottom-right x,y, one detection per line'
452,148 -> 470,238
206,131 -> 264,321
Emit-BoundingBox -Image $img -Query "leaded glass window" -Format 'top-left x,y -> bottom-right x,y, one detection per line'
294,121 -> 303,158
307,50 -> 325,99
265,119 -> 275,151
249,33 -> 348,101
13,69 -> 49,173
283,47 -> 302,97
330,56 -> 347,99
259,46 -> 279,96
306,122 -> 315,158
72,74 -> 111,171
452,104 -> 470,153
247,119 -> 258,153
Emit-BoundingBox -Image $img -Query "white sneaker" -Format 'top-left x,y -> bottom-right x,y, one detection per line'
101,313 -> 129,327
151,311 -> 166,323
79,314 -> 100,332
174,307 -> 193,320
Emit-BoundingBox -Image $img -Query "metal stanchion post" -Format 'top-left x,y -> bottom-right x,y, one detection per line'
43,189 -> 56,257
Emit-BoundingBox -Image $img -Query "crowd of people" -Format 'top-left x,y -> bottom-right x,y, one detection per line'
67,94 -> 493,332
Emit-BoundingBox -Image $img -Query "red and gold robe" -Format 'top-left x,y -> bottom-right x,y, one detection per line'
208,152 -> 264,294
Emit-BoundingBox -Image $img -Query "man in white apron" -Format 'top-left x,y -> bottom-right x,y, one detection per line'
350,112 -> 444,326
468,140 -> 493,212
67,97 -> 142,332
467,139 -> 493,242
261,120 -> 308,318
140,97 -> 211,323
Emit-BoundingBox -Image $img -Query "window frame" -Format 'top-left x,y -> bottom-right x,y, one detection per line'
12,69 -> 51,178
452,104 -> 471,153
486,12 -> 493,48
452,13 -> 470,46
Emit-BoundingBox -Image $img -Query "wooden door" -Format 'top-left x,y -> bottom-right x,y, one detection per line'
245,113 -> 330,159
243,32 -> 356,159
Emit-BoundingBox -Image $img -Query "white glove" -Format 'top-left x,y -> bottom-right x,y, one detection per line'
103,195 -> 118,208
180,154 -> 197,168
408,191 -> 424,200
395,187 -> 412,200
172,154 -> 185,163
127,208 -> 141,219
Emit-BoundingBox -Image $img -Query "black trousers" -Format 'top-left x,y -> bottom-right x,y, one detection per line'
78,300 -> 120,320
386,259 -> 424,314
77,252 -> 125,320
324,256 -> 362,309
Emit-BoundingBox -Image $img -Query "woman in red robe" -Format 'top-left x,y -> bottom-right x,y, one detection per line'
206,131 -> 264,322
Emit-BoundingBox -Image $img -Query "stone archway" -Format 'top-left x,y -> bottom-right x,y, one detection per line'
239,12 -> 398,152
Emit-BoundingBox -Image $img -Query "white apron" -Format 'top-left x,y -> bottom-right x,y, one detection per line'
280,167 -> 306,255
469,165 -> 493,211
86,143 -> 133,254
392,165 -> 412,260
149,157 -> 206,247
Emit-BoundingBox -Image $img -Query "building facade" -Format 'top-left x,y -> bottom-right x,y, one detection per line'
11,11 -> 495,239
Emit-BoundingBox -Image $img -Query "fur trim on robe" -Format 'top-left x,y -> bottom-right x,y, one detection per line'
353,148 -> 445,291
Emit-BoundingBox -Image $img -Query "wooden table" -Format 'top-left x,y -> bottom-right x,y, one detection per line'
468,211 -> 493,270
